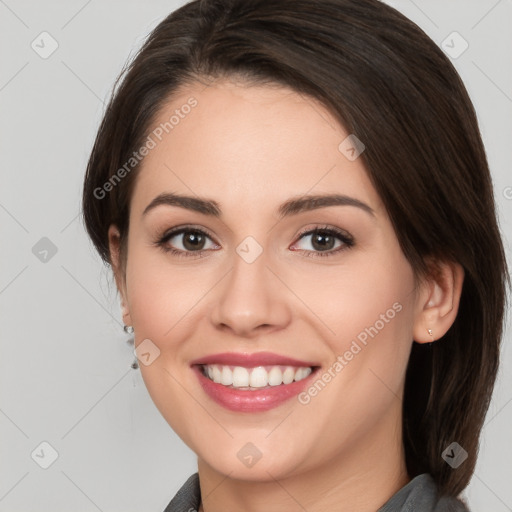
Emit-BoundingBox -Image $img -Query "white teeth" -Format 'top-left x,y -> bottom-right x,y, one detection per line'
221,366 -> 233,386
232,366 -> 249,387
295,367 -> 312,381
268,367 -> 282,386
249,367 -> 268,388
212,365 -> 222,384
282,367 -> 295,384
202,364 -> 313,389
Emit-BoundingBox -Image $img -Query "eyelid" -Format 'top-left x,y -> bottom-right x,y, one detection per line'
294,224 -> 353,242
156,223 -> 355,258
159,224 -> 218,243
290,224 -> 354,256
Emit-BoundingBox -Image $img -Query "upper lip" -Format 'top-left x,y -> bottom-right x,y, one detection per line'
190,351 -> 319,368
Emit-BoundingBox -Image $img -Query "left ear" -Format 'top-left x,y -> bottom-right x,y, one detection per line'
412,259 -> 465,343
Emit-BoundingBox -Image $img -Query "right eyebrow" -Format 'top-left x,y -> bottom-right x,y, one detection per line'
143,192 -> 221,217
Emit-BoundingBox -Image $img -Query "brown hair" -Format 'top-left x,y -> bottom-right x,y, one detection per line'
82,0 -> 510,496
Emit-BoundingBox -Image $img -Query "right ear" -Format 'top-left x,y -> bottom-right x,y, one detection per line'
108,224 -> 132,327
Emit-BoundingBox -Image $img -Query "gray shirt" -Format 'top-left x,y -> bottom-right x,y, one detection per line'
163,472 -> 470,511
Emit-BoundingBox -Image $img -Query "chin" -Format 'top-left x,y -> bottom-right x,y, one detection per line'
196,441 -> 311,482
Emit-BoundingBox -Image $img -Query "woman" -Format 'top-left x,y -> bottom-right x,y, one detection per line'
82,0 -> 509,510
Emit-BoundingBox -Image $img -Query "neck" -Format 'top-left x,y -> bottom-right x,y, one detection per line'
196,412 -> 410,512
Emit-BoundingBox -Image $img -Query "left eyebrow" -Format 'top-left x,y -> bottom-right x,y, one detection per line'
142,192 -> 375,219
277,193 -> 375,219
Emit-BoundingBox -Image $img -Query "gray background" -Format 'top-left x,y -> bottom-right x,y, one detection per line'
1,0 -> 511,510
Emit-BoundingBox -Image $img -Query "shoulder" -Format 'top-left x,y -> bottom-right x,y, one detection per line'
163,472 -> 471,512
378,473 -> 471,512
162,473 -> 201,512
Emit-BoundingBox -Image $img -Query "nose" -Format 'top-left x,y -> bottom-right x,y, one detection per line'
209,245 -> 293,338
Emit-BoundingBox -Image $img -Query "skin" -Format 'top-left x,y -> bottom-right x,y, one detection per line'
108,78 -> 464,512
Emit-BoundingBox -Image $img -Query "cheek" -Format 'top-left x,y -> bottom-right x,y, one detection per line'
124,246 -> 206,339
296,251 -> 417,417
123,248 -> 206,443
292,265 -> 415,455
291,254 -> 414,351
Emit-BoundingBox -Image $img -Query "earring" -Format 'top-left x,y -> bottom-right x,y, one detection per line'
427,328 -> 434,342
123,325 -> 138,369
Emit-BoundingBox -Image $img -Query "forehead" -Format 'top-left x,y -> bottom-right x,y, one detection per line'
129,79 -> 383,218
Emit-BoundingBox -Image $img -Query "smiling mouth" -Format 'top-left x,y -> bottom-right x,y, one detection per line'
198,364 -> 316,390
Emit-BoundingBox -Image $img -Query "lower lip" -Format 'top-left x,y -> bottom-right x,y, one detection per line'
192,365 -> 318,412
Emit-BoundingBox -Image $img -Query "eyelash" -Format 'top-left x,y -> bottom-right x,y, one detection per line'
155,224 -> 355,259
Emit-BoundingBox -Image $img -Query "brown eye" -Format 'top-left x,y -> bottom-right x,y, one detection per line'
291,226 -> 354,258
157,226 -> 219,257
180,230 -> 207,251
309,231 -> 337,251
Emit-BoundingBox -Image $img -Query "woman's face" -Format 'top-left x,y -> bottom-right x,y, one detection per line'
112,79 -> 427,481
